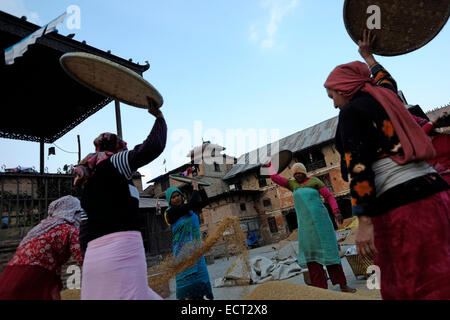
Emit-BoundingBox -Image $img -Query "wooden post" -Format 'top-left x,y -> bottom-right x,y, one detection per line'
16,177 -> 19,227
1,178 -> 3,226
40,139 -> 44,174
115,100 -> 123,139
146,211 -> 152,255
44,177 -> 48,217
77,135 -> 81,164
31,177 -> 34,223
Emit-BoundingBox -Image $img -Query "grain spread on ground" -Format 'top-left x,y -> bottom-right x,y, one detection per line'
61,289 -> 81,300
243,281 -> 381,300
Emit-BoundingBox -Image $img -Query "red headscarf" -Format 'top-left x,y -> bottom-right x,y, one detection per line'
74,133 -> 128,186
324,61 -> 435,164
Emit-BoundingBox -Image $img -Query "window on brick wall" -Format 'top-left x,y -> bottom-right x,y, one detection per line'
268,217 -> 278,233
192,165 -> 199,177
240,203 -> 247,211
263,199 -> 271,207
296,148 -> 326,172
214,162 -> 221,172
241,219 -> 260,233
233,182 -> 242,190
248,220 -> 259,231
258,177 -> 267,188
161,177 -> 169,191
317,173 -> 334,192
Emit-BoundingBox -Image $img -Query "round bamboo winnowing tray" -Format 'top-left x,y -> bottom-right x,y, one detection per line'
272,149 -> 293,174
260,149 -> 293,177
344,0 -> 450,56
60,52 -> 163,108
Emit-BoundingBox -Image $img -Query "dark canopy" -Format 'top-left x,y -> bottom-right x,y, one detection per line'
0,10 -> 150,143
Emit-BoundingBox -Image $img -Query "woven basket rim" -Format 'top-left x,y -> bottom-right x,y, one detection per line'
260,149 -> 293,177
273,149 -> 293,174
343,0 -> 450,56
346,254 -> 374,277
60,52 -> 163,109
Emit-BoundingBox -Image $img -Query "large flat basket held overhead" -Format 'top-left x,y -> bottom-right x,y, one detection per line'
260,149 -> 293,177
272,149 -> 293,174
344,0 -> 450,56
60,52 -> 164,108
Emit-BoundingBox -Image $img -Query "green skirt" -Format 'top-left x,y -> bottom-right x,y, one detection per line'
293,187 -> 341,266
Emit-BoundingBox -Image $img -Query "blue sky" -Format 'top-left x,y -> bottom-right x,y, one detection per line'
1,0 -> 449,187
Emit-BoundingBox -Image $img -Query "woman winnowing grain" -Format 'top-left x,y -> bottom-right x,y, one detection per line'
164,181 -> 214,300
0,196 -> 83,300
266,161 -> 356,293
324,30 -> 450,300
76,97 -> 167,300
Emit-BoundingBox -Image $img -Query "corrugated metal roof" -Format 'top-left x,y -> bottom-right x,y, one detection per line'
186,142 -> 225,157
147,163 -> 191,184
139,198 -> 168,209
223,116 -> 338,180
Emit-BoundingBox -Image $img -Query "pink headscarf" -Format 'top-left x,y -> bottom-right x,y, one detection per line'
324,61 -> 435,164
74,133 -> 127,186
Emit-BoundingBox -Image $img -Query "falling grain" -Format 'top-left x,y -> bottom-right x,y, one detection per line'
147,216 -> 250,292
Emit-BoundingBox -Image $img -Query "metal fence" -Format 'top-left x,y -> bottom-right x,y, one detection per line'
0,173 -> 79,239
142,209 -> 172,256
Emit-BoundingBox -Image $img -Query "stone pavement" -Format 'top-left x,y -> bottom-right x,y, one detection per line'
165,242 -> 381,300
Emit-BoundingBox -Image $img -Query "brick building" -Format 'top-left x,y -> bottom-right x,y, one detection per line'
145,142 -> 237,237
144,105 -> 449,249
145,118 -> 352,247
222,116 -> 352,245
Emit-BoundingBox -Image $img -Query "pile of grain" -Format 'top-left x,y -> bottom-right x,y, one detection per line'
61,289 -> 80,300
243,281 -> 379,300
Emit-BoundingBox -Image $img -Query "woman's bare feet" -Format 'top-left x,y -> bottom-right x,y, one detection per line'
340,285 -> 357,293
